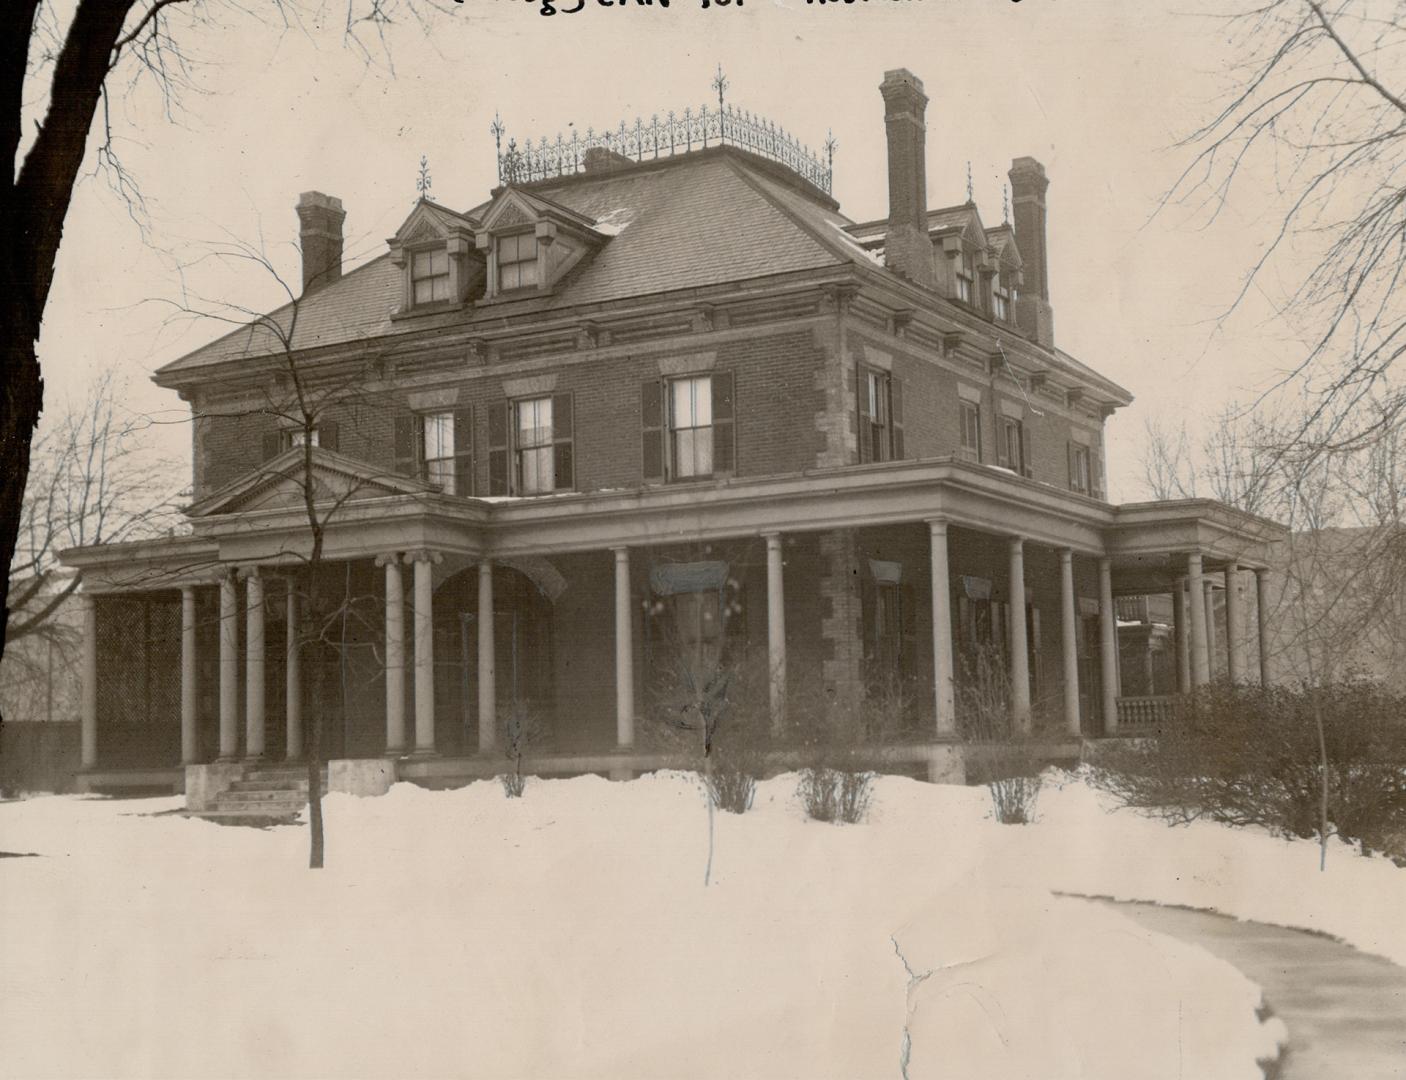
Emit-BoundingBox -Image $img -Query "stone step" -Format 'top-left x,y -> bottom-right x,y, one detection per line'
229,778 -> 312,793
215,790 -> 308,808
196,808 -> 302,825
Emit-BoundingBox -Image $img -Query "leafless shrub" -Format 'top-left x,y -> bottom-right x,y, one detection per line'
498,701 -> 546,799
958,646 -> 1046,825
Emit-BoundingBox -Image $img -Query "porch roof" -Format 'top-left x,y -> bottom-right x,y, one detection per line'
60,454 -> 1285,592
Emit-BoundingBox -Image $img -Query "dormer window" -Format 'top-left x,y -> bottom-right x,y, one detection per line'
956,248 -> 975,304
411,248 -> 451,304
497,232 -> 539,291
993,274 -> 1011,321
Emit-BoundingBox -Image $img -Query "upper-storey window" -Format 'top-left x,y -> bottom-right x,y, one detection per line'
393,410 -> 472,495
993,272 -> 1012,322
858,366 -> 904,464
486,394 -> 573,496
497,232 -> 538,291
998,415 -> 1028,476
1069,442 -> 1091,495
956,248 -> 975,304
515,396 -> 557,495
411,248 -> 451,305
959,400 -> 982,460
642,373 -> 735,483
423,411 -> 456,492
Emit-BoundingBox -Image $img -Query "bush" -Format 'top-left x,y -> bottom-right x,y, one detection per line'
499,771 -> 527,799
498,702 -> 546,799
797,765 -> 873,824
1092,680 -> 1406,850
957,646 -> 1048,824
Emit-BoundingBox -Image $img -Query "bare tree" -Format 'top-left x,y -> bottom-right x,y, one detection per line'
1166,0 -> 1406,463
1,0 -> 453,681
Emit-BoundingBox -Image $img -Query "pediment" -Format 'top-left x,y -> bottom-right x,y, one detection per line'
188,447 -> 434,519
481,186 -> 600,235
391,199 -> 477,248
985,224 -> 1024,269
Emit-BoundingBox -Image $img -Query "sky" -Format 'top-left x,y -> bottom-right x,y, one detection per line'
28,0 -> 1302,502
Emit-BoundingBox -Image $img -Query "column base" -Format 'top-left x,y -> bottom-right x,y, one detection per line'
408,747 -> 439,758
383,746 -> 407,759
216,754 -> 241,764
243,754 -> 266,765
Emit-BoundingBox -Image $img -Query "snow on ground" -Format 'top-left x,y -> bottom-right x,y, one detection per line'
8,769 -> 1393,1079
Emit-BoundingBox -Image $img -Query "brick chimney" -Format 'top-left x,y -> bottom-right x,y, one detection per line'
880,69 -> 936,289
296,191 -> 346,294
1008,157 -> 1054,347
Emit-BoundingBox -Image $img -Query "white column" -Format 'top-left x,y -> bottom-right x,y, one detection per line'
181,586 -> 198,764
928,519 -> 956,736
79,592 -> 97,769
477,558 -> 496,753
1058,549 -> 1080,736
763,533 -> 786,732
614,547 -> 635,748
1173,577 -> 1191,694
1098,556 -> 1118,733
1224,563 -> 1245,683
412,551 -> 440,755
1255,568 -> 1273,686
244,568 -> 266,761
218,570 -> 239,760
285,585 -> 302,761
1188,553 -> 1209,686
1203,579 -> 1218,679
1008,536 -> 1031,732
379,554 -> 406,756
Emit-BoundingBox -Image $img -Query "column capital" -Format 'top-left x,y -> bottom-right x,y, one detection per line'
925,516 -> 949,536
236,563 -> 263,582
612,545 -> 630,559
406,549 -> 443,566
1008,534 -> 1025,551
1058,547 -> 1074,564
374,551 -> 403,568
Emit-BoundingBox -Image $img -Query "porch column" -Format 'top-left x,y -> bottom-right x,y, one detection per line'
180,586 -> 198,765
244,567 -> 266,761
285,585 -> 302,761
763,532 -> 787,732
614,547 -> 635,749
1173,577 -> 1191,694
1187,552 -> 1209,686
1203,579 -> 1218,678
1255,568 -> 1273,686
477,558 -> 496,753
1058,549 -> 1080,736
411,550 -> 440,755
1224,563 -> 1245,683
218,569 -> 239,760
1098,556 -> 1118,734
1008,536 -> 1031,731
378,553 -> 406,756
79,592 -> 97,769
927,519 -> 956,736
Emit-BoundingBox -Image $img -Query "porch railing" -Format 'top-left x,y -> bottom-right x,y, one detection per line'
1114,694 -> 1179,733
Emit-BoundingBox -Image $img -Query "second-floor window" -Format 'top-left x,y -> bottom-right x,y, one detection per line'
393,410 -> 471,495
497,232 -> 538,291
412,248 -> 451,305
423,412 -> 456,491
641,372 -> 736,483
1069,442 -> 1091,494
486,394 -> 573,496
858,366 -> 904,464
515,396 -> 556,495
959,400 -> 982,460
998,416 -> 1028,476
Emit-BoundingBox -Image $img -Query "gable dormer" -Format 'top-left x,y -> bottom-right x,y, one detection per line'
387,200 -> 485,316
926,204 -> 989,309
474,186 -> 608,301
983,223 -> 1024,326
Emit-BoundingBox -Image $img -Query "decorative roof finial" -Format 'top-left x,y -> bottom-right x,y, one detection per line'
416,155 -> 433,202
966,161 -> 974,204
824,129 -> 837,182
711,63 -> 729,112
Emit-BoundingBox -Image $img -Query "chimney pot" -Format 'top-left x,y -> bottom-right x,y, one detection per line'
880,68 -> 936,289
296,191 -> 346,294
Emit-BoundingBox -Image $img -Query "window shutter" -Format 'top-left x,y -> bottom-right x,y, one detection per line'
1091,449 -> 1105,500
319,420 -> 339,453
1067,441 -> 1076,491
711,371 -> 735,475
552,392 -> 574,490
453,408 -> 474,496
1019,425 -> 1033,477
487,402 -> 509,496
856,366 -> 872,464
641,380 -> 664,482
996,419 -> 1011,468
890,377 -> 905,461
261,431 -> 282,462
393,414 -> 417,478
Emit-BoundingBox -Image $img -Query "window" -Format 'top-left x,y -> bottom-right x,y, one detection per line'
956,247 -> 975,304
411,248 -> 451,305
497,233 -> 538,291
960,400 -> 982,460
642,374 -> 734,483
423,412 -> 456,493
993,272 -> 1012,321
284,428 -> 318,450
998,416 -> 1027,475
857,367 -> 904,464
670,375 -> 714,479
268,422 -> 337,459
1069,442 -> 1091,494
515,396 -> 555,495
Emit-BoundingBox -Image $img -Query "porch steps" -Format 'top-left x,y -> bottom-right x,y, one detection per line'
198,764 -> 328,825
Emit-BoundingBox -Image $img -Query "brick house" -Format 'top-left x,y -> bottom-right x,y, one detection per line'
62,69 -> 1283,799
